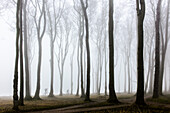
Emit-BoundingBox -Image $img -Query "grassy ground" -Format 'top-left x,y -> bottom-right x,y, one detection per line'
0,95 -> 85,113
1,94 -> 170,113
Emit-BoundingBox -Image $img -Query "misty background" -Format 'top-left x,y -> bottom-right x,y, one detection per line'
0,0 -> 170,97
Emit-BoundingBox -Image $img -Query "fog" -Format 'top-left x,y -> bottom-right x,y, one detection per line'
0,0 -> 170,98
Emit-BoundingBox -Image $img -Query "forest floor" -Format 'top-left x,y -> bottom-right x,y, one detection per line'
1,93 -> 170,113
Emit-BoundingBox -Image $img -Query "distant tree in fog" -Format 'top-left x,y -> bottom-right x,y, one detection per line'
31,0 -> 46,100
46,0 -> 65,97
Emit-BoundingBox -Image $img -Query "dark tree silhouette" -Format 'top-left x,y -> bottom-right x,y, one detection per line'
80,0 -> 91,101
13,0 -> 20,110
153,0 -> 162,98
19,0 -> 24,106
135,0 -> 146,105
107,0 -> 119,103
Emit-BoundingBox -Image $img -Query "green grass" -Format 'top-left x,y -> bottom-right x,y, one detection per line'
0,96 -> 85,113
146,95 -> 170,104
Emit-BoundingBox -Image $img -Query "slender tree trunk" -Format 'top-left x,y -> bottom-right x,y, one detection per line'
71,61 -> 73,95
80,38 -> 85,97
49,42 -> 54,97
124,61 -> 127,93
144,49 -> 152,94
34,39 -> 42,100
159,1 -> 169,95
84,51 -> 86,93
19,0 -> 24,106
13,0 -> 20,110
164,68 -> 167,92
153,0 -> 161,99
127,57 -> 130,94
107,0 -> 119,103
60,67 -> 64,96
80,0 -> 91,101
24,0 -> 32,100
76,41 -> 80,96
148,51 -> 154,93
135,0 -> 146,105
98,49 -> 103,95
105,47 -> 107,96
33,0 -> 46,99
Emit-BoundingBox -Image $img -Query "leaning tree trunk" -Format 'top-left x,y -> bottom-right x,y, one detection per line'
135,0 -> 146,105
24,0 -> 32,100
19,0 -> 24,106
107,0 -> 119,103
13,0 -> 20,110
153,0 -> 161,99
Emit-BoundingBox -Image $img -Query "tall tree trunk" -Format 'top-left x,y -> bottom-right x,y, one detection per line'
13,0 -> 20,110
105,47 -> 107,96
80,0 -> 91,101
148,51 -> 154,93
70,54 -> 73,95
124,61 -> 127,93
48,42 -> 54,97
159,1 -> 169,95
60,67 -> 64,96
80,16 -> 85,98
107,0 -> 119,103
98,49 -> 103,95
127,56 -> 130,94
76,41 -> 80,96
24,0 -> 32,100
144,47 -> 152,94
153,0 -> 161,99
19,0 -> 24,106
34,39 -> 42,100
80,37 -> 85,97
164,68 -> 167,92
135,0 -> 146,105
84,51 -> 86,93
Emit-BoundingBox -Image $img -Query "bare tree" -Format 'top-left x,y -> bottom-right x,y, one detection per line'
46,0 -> 65,97
159,0 -> 169,95
13,0 -> 20,110
153,0 -> 162,98
19,0 -> 24,106
107,0 -> 119,103
31,0 -> 47,100
56,11 -> 71,96
70,43 -> 76,95
135,0 -> 146,105
80,0 -> 91,101
73,0 -> 85,97
23,0 -> 32,100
